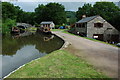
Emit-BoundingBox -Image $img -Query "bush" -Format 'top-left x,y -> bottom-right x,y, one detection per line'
2,19 -> 16,34
68,27 -> 75,33
55,25 -> 61,29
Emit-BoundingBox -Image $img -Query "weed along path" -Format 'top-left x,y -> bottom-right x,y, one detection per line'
53,31 -> 119,78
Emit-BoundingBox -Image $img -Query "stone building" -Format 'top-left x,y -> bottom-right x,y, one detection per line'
74,15 -> 120,43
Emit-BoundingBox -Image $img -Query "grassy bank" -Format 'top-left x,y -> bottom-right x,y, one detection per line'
60,29 -> 118,48
52,29 -> 67,32
7,50 -> 107,78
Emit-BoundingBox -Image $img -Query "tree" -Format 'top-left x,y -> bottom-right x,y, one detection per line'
35,4 -> 45,24
76,3 -> 93,20
92,2 -> 120,22
20,12 -> 35,25
2,2 -> 35,24
0,2 -> 1,33
110,12 -> 120,31
66,11 -> 77,25
2,19 -> 16,34
35,3 -> 66,25
2,2 -> 18,21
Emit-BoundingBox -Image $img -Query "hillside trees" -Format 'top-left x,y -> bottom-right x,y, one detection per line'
66,11 -> 77,25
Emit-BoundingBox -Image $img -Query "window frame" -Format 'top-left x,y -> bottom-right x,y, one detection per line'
94,22 -> 103,28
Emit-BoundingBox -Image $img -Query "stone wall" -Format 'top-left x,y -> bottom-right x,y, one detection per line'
87,16 -> 119,41
74,23 -> 87,35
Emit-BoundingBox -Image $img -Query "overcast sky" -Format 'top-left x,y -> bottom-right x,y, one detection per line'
2,0 -> 120,2
2,0 -> 120,12
10,2 -> 88,12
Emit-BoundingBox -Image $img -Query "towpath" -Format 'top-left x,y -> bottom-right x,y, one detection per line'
53,31 -> 119,78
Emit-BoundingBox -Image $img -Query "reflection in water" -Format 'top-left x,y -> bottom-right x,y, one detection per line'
44,35 -> 54,41
2,32 -> 64,56
1,32 -> 64,78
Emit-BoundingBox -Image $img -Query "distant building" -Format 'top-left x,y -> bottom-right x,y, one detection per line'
40,21 -> 55,33
71,15 -> 120,43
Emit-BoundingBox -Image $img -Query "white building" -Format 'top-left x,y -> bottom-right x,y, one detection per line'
40,21 -> 55,29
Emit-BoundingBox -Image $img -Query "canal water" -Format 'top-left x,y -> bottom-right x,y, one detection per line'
1,32 -> 64,78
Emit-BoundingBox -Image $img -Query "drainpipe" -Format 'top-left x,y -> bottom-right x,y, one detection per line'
85,22 -> 87,37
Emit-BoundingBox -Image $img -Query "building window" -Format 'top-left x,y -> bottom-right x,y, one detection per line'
76,23 -> 86,28
94,23 -> 103,28
76,24 -> 80,27
82,23 -> 86,28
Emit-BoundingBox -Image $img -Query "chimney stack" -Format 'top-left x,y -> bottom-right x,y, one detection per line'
82,15 -> 86,19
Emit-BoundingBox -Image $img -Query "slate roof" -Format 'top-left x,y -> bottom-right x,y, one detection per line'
40,21 -> 53,24
76,15 -> 99,23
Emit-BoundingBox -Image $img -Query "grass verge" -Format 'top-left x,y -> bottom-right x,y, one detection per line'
51,29 -> 67,32
61,30 -> 118,48
7,50 -> 107,78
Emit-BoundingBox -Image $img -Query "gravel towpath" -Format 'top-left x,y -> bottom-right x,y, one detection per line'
53,31 -> 119,78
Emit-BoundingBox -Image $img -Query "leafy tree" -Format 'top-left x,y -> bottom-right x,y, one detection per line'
0,2 -> 2,19
35,4 -> 45,24
92,2 -> 120,22
2,2 -> 36,34
2,2 -> 35,24
2,2 -> 18,34
110,12 -> 120,31
35,3 -> 66,25
20,12 -> 35,25
2,2 -> 18,21
76,3 -> 93,20
15,6 -> 24,22
2,19 -> 16,34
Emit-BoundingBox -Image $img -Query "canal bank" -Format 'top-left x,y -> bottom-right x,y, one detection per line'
4,31 -> 108,79
2,32 -> 64,79
3,32 -> 68,79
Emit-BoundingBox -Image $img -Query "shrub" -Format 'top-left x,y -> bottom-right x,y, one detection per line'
55,25 -> 61,29
2,19 -> 16,34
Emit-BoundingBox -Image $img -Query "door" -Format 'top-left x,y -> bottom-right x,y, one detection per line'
93,34 -> 103,41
